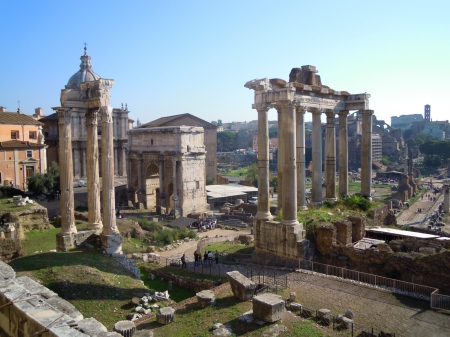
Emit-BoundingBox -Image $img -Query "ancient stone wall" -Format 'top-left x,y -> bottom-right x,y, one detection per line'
0,238 -> 23,262
366,204 -> 392,227
0,260 -> 106,337
335,221 -> 352,246
143,266 -> 218,293
3,208 -> 50,235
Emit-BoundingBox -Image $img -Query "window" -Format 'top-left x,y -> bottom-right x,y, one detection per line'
11,131 -> 19,139
29,131 -> 37,139
151,139 -> 153,145
26,150 -> 32,158
196,181 -> 200,189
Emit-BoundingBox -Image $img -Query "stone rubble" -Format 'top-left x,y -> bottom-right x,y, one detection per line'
111,253 -> 140,279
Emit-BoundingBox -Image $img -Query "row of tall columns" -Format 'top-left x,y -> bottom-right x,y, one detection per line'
361,110 -> 374,199
85,108 -> 102,232
73,147 -> 126,178
296,107 -> 307,211
255,105 -> 371,224
57,106 -> 120,237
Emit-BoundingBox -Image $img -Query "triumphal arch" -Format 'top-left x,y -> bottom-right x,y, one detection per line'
245,65 -> 373,266
127,126 -> 209,216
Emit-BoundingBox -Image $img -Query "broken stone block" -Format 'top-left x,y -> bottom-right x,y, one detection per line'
226,271 -> 256,301
156,307 -> 175,325
196,290 -> 216,308
288,302 -> 302,313
317,309 -> 332,326
252,293 -> 285,323
134,330 -> 154,337
301,307 -> 313,318
213,327 -> 232,336
341,316 -> 354,329
113,320 -> 136,337
345,309 -> 355,319
289,292 -> 296,302
262,325 -> 287,337
76,317 -> 108,335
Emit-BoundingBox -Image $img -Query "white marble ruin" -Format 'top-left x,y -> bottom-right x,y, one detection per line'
245,65 -> 373,265
53,47 -> 122,254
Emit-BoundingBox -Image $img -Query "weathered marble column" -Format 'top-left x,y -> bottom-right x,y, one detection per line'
296,106 -> 307,211
361,110 -> 374,199
57,108 -> 77,235
444,184 -> 450,213
276,108 -> 283,211
279,100 -> 299,225
114,148 -> 119,176
158,154 -> 166,210
85,109 -> 102,233
338,110 -> 349,196
325,109 -> 337,200
311,108 -> 323,206
100,106 -> 121,239
172,158 -> 180,217
121,147 -> 127,176
81,149 -> 87,178
255,106 -> 273,220
137,153 -> 144,206
73,148 -> 81,178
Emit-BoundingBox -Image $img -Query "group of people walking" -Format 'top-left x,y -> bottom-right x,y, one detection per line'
185,250 -> 219,267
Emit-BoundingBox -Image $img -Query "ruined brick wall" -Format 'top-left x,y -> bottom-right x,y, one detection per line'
367,204 -> 390,227
335,221 -> 352,246
0,238 -> 23,262
316,225 -> 336,255
4,208 -> 50,234
348,216 -> 366,242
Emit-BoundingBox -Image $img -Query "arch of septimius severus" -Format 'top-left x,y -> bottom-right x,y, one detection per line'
245,65 -> 373,265
53,48 -> 122,253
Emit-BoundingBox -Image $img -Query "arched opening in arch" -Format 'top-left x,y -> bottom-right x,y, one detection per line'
145,163 -> 159,210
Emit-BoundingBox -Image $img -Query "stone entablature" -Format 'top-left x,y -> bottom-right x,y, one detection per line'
127,126 -> 208,216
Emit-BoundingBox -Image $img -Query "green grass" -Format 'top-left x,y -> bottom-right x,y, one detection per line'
287,321 -> 332,337
0,197 -> 36,213
139,267 -> 195,302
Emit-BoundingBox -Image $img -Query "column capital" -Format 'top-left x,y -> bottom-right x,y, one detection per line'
253,103 -> 272,112
325,109 -> 335,118
100,106 -> 113,123
295,105 -> 306,114
85,109 -> 99,125
57,108 -> 72,125
276,100 -> 296,110
309,107 -> 322,115
360,109 -> 374,116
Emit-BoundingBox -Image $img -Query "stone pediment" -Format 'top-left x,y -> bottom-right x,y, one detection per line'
20,158 -> 39,164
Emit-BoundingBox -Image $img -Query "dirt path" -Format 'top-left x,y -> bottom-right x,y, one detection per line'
156,228 -> 251,260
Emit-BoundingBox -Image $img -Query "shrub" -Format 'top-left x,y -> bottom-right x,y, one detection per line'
343,195 -> 371,211
155,229 -> 174,245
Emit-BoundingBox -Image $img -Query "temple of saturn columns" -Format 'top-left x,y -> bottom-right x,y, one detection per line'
53,48 -> 122,253
245,65 -> 373,265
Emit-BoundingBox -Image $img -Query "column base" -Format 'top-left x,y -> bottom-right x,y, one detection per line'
298,205 -> 308,211
281,219 -> 300,226
362,195 -> 372,201
255,211 -> 273,221
56,230 -> 96,251
87,222 -> 103,234
101,233 -> 123,255
325,198 -> 337,202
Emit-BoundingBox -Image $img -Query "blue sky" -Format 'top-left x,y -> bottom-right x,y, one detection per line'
1,1 -> 449,125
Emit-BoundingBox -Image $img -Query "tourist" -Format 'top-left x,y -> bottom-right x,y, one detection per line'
194,251 -> 199,266
203,252 -> 208,266
181,253 -> 187,269
208,250 -> 213,265
215,250 -> 219,264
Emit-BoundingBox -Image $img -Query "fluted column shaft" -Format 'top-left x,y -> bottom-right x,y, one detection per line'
277,109 -> 283,211
256,107 -> 273,220
311,108 -> 323,205
85,109 -> 102,232
338,111 -> 349,196
57,109 -> 77,235
101,106 -> 119,235
361,110 -> 374,199
296,106 -> 307,210
172,158 -> 180,214
279,101 -> 299,225
325,110 -> 336,200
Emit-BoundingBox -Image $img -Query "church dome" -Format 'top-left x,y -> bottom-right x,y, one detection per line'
66,47 -> 100,89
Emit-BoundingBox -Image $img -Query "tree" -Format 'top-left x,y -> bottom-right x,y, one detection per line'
381,155 -> 390,166
26,161 -> 60,196
269,129 -> 278,139
405,138 -> 417,147
420,140 -> 437,156
246,163 -> 258,187
270,176 -> 278,192
403,129 -> 414,140
217,131 -> 236,152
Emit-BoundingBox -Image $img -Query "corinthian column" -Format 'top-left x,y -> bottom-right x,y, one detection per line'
85,109 -> 102,232
296,106 -> 307,210
100,106 -> 120,236
255,106 -> 273,220
338,110 -> 349,196
57,108 -> 77,235
278,100 -> 299,225
361,110 -> 374,199
325,109 -> 336,200
172,157 -> 180,217
311,108 -> 323,206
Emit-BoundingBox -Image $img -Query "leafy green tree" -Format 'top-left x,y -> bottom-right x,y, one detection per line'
420,140 -> 437,156
246,163 -> 258,187
269,129 -> 278,139
405,138 -> 417,147
403,129 -> 414,140
381,155 -> 390,166
270,176 -> 278,192
26,161 -> 60,196
217,131 -> 236,152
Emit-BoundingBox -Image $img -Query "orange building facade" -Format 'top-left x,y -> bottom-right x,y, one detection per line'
0,108 -> 47,190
